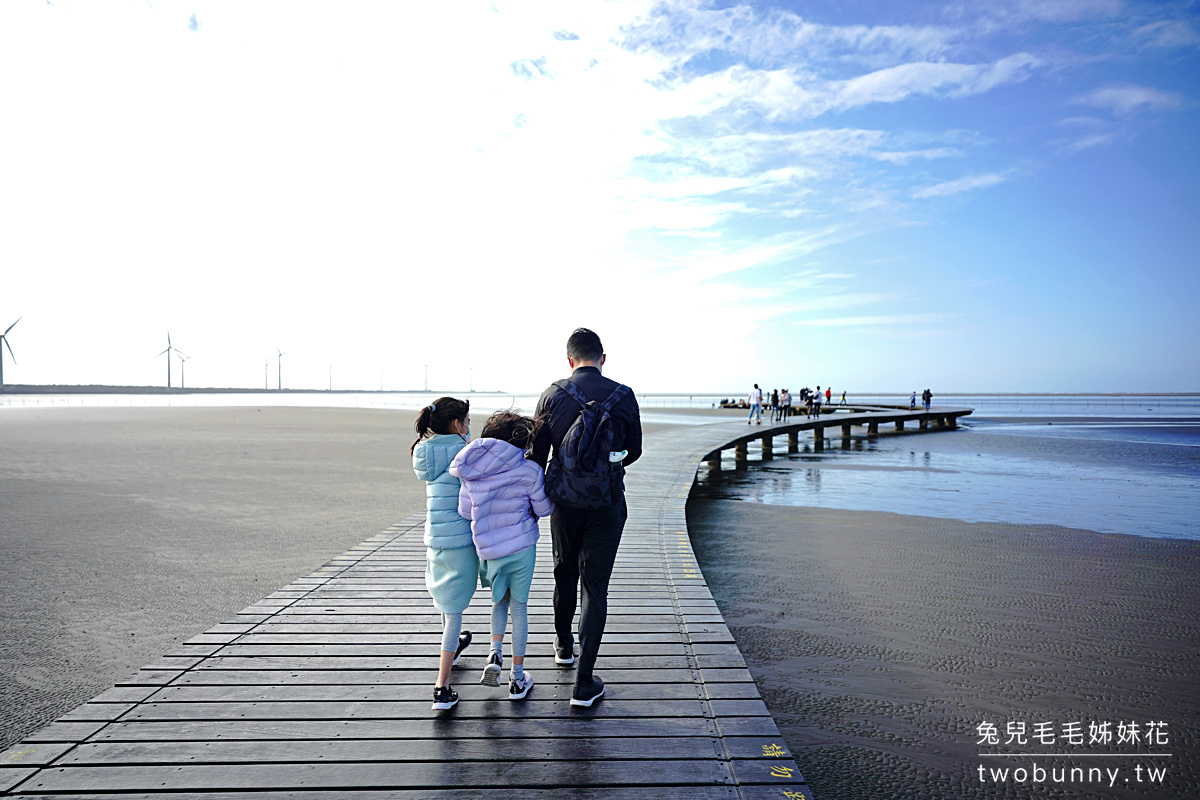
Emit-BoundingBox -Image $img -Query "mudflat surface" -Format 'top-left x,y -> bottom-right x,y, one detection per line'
0,406 -> 428,750
687,500 -> 1200,799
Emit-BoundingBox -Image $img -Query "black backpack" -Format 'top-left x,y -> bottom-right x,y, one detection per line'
544,379 -> 630,509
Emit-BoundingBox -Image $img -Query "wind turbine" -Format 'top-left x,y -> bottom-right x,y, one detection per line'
157,332 -> 185,388
177,353 -> 190,389
276,347 -> 285,390
0,317 -> 20,386
264,359 -> 268,390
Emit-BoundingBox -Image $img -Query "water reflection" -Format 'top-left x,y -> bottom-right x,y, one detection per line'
695,428 -> 1200,541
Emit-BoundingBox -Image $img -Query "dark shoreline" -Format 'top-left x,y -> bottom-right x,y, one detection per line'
687,499 -> 1200,799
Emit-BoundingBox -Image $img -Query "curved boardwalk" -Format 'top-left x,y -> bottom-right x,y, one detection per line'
1,410 -> 966,799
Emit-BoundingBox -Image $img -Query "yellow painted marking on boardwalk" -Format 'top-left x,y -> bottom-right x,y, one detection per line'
763,743 -> 786,757
783,791 -> 810,800
1,748 -> 36,762
770,765 -> 796,778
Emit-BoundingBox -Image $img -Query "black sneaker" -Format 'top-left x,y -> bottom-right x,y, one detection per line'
570,675 -> 605,707
553,636 -> 575,666
452,630 -> 472,666
431,685 -> 458,711
480,651 -> 503,687
508,671 -> 534,700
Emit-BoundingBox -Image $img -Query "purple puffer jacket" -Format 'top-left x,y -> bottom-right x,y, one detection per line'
450,438 -> 555,560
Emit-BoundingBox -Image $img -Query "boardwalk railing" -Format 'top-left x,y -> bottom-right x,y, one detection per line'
1,410 -> 968,798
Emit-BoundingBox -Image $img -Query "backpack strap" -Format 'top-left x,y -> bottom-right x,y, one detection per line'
599,383 -> 630,411
554,379 -> 630,411
553,379 -> 589,409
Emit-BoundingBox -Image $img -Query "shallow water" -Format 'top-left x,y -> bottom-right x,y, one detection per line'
693,418 -> 1200,541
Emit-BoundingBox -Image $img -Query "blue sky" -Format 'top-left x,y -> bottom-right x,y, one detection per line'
1,0 -> 1196,393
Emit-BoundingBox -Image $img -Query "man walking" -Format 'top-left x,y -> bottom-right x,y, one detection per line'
747,383 -> 763,425
531,328 -> 642,708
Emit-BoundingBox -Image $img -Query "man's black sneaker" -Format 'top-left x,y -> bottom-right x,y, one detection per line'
452,630 -> 472,666
508,671 -> 534,700
480,651 -> 503,687
553,636 -> 575,666
431,685 -> 458,711
570,675 -> 605,707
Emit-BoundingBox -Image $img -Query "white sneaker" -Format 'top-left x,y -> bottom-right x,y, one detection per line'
508,671 -> 534,700
480,651 -> 502,687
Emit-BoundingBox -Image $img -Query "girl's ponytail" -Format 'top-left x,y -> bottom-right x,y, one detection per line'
411,397 -> 470,454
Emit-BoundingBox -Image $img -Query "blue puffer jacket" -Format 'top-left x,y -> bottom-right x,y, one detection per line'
412,433 -> 474,550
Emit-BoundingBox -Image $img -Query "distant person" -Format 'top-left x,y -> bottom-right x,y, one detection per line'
825,387 -> 831,406
910,391 -> 917,410
780,388 -> 791,420
411,397 -> 476,712
747,383 -> 763,425
839,391 -> 847,406
923,388 -> 932,412
770,389 -> 779,422
451,411 -> 553,702
530,328 -> 642,708
813,385 -> 822,417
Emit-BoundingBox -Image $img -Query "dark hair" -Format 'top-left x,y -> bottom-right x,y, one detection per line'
566,327 -> 603,362
410,396 -> 470,455
480,409 -> 542,451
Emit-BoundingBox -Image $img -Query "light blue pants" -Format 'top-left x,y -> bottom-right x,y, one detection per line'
748,403 -> 761,421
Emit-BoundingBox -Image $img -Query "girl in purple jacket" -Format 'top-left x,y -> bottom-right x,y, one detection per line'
449,411 -> 553,700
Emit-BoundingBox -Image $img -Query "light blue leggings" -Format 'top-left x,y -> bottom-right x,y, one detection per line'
491,591 -> 528,659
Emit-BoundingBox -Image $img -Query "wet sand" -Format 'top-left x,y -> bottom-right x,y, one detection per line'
687,500 -> 1200,799
0,406 -> 431,750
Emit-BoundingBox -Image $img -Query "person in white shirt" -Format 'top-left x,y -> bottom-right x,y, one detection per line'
747,384 -> 763,425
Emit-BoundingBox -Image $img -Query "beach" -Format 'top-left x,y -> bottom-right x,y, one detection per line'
3,403 -> 1198,799
688,441 -> 1200,798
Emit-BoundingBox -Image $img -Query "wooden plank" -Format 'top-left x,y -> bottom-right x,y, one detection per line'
171,668 -> 702,686
5,788 -> 738,800
58,736 -> 723,766
19,759 -> 733,792
91,716 -> 717,743
191,655 -> 695,671
0,768 -> 37,792
120,698 -> 709,722
0,743 -> 74,767
148,682 -> 705,703
21,722 -> 107,743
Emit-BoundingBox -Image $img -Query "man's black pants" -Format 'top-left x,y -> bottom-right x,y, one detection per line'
550,497 -> 627,684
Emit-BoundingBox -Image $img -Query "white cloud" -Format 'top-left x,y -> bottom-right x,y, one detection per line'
834,53 -> 1040,109
1073,83 -> 1183,115
1132,20 -> 1200,49
912,172 -> 1008,198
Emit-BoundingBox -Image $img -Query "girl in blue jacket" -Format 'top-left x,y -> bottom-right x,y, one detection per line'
411,397 -> 477,711
450,410 -> 554,701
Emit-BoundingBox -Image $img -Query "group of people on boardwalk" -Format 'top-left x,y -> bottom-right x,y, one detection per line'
911,388 -> 934,411
410,328 -> 642,713
746,384 -> 846,424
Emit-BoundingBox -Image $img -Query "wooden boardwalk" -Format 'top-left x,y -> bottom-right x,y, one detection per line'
1,411 -> 967,798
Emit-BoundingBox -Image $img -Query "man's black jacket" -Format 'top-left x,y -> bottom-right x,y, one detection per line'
529,366 -> 642,473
